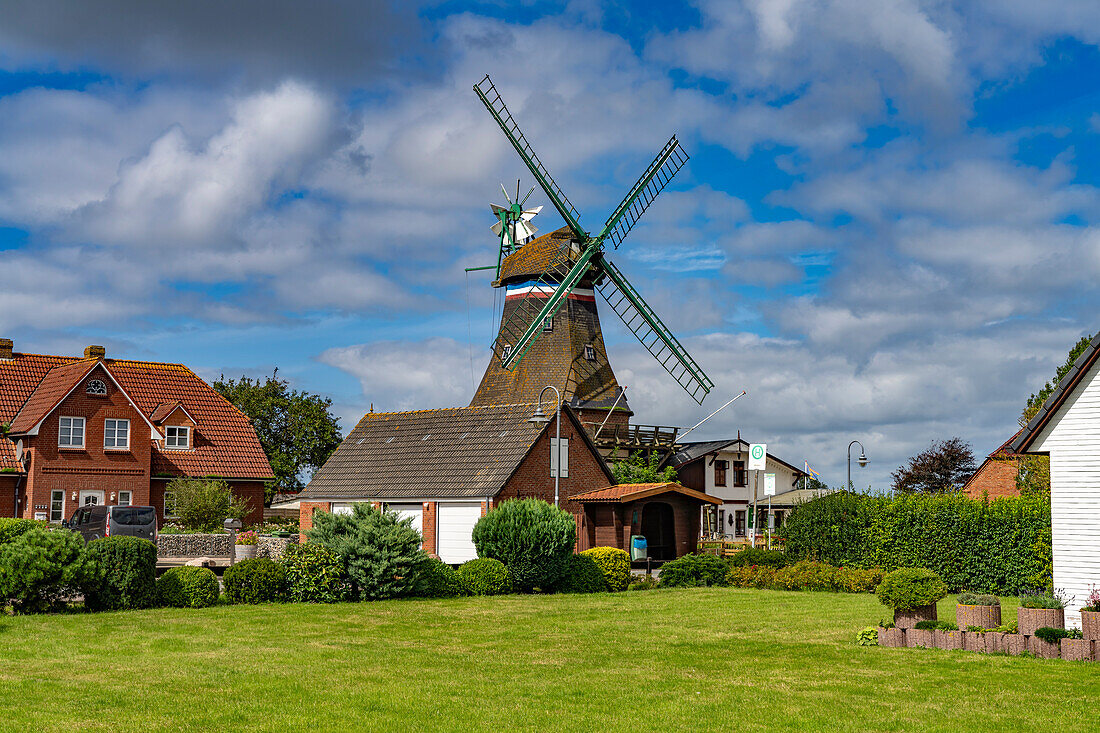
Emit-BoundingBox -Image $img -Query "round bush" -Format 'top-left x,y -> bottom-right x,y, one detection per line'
281,542 -> 350,603
223,558 -> 288,604
156,566 -> 220,608
581,547 -> 630,591
457,558 -> 511,596
84,536 -> 158,611
0,518 -> 45,545
658,553 -> 730,588
471,499 -> 575,592
875,567 -> 947,611
414,558 -> 468,598
0,527 -> 96,613
553,554 -> 607,593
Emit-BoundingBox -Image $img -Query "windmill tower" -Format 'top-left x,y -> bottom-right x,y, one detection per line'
468,75 -> 714,431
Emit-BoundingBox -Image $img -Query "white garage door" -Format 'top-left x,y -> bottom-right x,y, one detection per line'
437,502 -> 482,564
386,503 -> 423,538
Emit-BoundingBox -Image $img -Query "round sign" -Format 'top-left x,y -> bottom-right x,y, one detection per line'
751,445 -> 764,460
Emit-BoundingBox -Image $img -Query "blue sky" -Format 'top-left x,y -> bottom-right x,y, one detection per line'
3,1 -> 1100,488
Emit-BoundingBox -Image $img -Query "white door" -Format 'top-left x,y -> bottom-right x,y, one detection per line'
387,503 -> 423,536
80,490 -> 104,506
436,502 -> 482,564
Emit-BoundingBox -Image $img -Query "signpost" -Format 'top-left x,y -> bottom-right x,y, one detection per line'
748,444 -> 766,547
764,473 -> 776,549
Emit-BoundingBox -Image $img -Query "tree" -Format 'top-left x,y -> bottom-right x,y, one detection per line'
1020,334 -> 1092,426
890,437 -> 975,494
214,371 -> 342,499
166,477 -> 249,532
611,451 -> 678,484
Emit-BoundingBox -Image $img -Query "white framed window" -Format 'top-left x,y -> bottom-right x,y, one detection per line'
59,416 -> 85,448
501,344 -> 513,364
104,418 -> 130,449
85,379 -> 107,396
543,317 -> 553,331
50,490 -> 65,523
118,491 -> 132,506
163,491 -> 178,520
583,344 -> 596,361
550,437 -> 569,478
165,426 -> 190,449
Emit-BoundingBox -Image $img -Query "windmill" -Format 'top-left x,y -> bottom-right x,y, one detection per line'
472,75 -> 714,405
490,180 -> 542,277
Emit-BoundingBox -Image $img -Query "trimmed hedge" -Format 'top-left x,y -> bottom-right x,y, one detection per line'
156,566 -> 220,608
472,499 -> 575,592
223,558 -> 288,604
726,560 -> 883,593
84,536 -> 158,611
457,558 -> 511,596
0,518 -> 44,545
728,548 -> 791,568
581,547 -> 631,592
658,553 -> 730,588
281,542 -> 350,603
415,558 -> 468,598
553,554 -> 607,594
779,491 -> 1050,593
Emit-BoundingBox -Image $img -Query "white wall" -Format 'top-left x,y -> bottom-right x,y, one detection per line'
702,447 -> 801,503
1031,357 -> 1100,628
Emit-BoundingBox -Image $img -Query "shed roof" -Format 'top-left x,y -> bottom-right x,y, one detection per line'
570,481 -> 721,505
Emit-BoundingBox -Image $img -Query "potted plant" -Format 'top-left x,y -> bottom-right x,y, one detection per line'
956,592 -> 1001,630
235,530 -> 258,560
1017,591 -> 1066,637
875,567 -> 948,629
1082,587 -> 1100,642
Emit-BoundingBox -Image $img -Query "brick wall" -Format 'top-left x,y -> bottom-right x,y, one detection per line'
0,475 -> 17,518
298,501 -> 331,542
228,480 -> 266,526
962,456 -> 1021,499
422,501 -> 437,556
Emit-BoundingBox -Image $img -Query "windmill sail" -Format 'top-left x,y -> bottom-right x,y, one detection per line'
597,136 -> 689,250
595,257 -> 714,403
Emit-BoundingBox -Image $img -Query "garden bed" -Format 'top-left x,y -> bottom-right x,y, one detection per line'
877,626 -> 1096,661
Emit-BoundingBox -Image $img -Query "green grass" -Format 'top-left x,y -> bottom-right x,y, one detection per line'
0,590 -> 1095,732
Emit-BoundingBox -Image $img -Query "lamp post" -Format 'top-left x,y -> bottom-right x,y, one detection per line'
847,440 -> 868,491
528,385 -> 562,507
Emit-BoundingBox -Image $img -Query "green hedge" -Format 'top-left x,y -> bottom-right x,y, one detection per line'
0,518 -> 44,545
552,554 -> 606,594
223,558 -> 288,604
580,547 -> 631,591
84,536 -> 158,611
414,558 -> 468,598
658,553 -> 730,588
457,558 -> 511,596
779,491 -> 1050,593
156,566 -> 220,608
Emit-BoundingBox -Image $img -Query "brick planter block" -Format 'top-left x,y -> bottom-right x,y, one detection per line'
1082,611 -> 1100,642
906,628 -> 934,649
933,629 -> 963,650
1017,607 -> 1064,637
983,632 -> 1005,653
963,631 -> 987,653
1001,634 -> 1025,656
880,627 -> 906,648
1060,638 -> 1094,662
1027,636 -> 1061,659
957,604 -> 1001,630
894,604 -> 937,630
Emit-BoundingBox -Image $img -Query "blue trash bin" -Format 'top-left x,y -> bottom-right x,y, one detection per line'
630,535 -> 648,561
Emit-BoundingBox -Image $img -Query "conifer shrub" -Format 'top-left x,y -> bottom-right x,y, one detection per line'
156,566 -> 220,608
83,536 -> 158,611
223,558 -> 289,604
658,553 -> 730,588
553,554 -> 607,593
414,558 -> 469,598
471,499 -> 575,592
281,542 -> 350,603
0,527 -> 97,613
457,558 -> 511,596
581,547 -> 631,591
875,567 -> 948,611
307,503 -> 428,600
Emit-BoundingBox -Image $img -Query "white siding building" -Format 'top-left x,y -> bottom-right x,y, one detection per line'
1012,334 -> 1100,627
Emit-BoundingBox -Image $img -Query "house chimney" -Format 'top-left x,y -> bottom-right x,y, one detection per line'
84,344 -> 106,359
0,338 -> 12,360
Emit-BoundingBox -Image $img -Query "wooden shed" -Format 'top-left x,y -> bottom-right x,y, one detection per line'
570,482 -> 720,561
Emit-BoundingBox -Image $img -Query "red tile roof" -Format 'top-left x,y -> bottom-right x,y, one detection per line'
8,359 -> 99,434
0,351 -> 273,480
569,482 -> 721,505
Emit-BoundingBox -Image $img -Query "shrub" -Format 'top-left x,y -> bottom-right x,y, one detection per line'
457,558 -> 511,596
223,558 -> 288,604
729,548 -> 791,568
83,536 -> 158,611
414,558 -> 468,599
581,547 -> 630,592
658,553 -> 730,588
0,518 -> 44,545
629,575 -> 659,591
956,592 -> 1000,606
553,554 -> 607,594
914,620 -> 957,630
1033,626 -> 1072,644
472,499 -> 575,592
307,503 -> 428,601
156,566 -> 220,608
0,527 -> 97,613
281,542 -> 350,603
1020,591 -> 1066,609
857,627 -> 879,646
166,477 -> 249,532
780,491 -> 1050,594
875,568 -> 948,611
991,621 -> 1018,634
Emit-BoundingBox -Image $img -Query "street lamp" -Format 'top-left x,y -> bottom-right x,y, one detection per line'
848,440 -> 868,491
528,385 -> 562,507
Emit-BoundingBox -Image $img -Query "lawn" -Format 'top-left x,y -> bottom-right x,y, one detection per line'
0,589 -> 1095,732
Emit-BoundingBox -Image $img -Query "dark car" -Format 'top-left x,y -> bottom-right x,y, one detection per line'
65,505 -> 157,543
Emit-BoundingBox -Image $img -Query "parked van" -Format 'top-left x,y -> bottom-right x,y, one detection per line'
65,505 -> 157,543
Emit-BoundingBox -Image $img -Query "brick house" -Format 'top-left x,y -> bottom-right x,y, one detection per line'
960,432 -> 1023,499
0,339 -> 273,525
285,402 -> 615,563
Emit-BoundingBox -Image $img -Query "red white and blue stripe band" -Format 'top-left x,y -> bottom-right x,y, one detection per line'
505,280 -> 595,302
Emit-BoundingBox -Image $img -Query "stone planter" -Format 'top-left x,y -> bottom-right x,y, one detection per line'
1000,633 -> 1025,656
235,544 -> 258,561
982,632 -> 1005,653
879,627 -> 906,648
933,629 -> 963,650
906,628 -> 934,649
963,631 -> 987,653
894,604 -> 937,629
1060,638 -> 1094,662
957,604 -> 1001,630
1027,635 -> 1061,659
1081,610 -> 1100,641
1017,607 -> 1064,637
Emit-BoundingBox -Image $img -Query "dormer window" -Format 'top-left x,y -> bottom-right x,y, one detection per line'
584,344 -> 596,361
165,426 -> 190,450
86,379 -> 107,396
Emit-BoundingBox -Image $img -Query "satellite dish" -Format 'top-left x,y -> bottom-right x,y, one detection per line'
14,439 -> 23,463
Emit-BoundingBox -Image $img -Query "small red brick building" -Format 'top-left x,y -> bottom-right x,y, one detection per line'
0,339 -> 273,525
960,432 -> 1023,499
